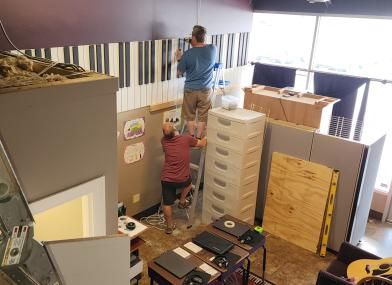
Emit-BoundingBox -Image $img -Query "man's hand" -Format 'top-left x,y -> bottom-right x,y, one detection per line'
196,137 -> 207,148
175,49 -> 183,62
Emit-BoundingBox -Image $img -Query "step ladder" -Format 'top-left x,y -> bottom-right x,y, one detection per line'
184,146 -> 206,228
179,63 -> 228,228
178,122 -> 206,228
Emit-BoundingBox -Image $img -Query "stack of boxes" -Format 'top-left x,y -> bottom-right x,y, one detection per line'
202,107 -> 266,224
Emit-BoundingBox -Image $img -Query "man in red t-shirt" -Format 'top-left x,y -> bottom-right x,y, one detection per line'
161,122 -> 206,234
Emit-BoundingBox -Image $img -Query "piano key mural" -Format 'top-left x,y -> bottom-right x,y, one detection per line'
16,32 -> 250,113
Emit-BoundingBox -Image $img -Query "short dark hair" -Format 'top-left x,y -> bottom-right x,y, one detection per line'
163,129 -> 175,140
192,25 -> 207,43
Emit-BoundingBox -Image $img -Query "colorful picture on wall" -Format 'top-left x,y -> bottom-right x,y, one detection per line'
124,142 -> 145,164
163,109 -> 181,129
124,118 -> 145,140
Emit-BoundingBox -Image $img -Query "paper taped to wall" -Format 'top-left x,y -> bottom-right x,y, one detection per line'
124,142 -> 145,164
124,118 -> 145,140
163,109 -> 181,129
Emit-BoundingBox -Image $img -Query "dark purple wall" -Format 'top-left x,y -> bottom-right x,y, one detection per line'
253,0 -> 392,17
0,0 -> 252,50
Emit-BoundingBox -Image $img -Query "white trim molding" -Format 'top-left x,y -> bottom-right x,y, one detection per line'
29,176 -> 106,237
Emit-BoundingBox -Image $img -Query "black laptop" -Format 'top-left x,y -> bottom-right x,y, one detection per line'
192,231 -> 234,255
154,251 -> 196,278
212,218 -> 250,238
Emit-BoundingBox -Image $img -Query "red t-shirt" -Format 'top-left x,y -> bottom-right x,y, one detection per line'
161,135 -> 198,182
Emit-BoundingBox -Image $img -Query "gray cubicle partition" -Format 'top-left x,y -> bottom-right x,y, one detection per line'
256,120 -> 315,221
348,135 -> 385,245
0,74 -> 118,234
256,119 -> 385,252
46,235 -> 130,285
309,134 -> 367,251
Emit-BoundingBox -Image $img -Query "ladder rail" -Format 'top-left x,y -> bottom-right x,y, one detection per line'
180,62 -> 226,228
186,147 -> 206,228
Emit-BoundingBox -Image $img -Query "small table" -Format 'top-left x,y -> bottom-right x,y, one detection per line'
181,241 -> 250,283
118,216 -> 149,283
207,215 -> 267,284
148,251 -> 221,285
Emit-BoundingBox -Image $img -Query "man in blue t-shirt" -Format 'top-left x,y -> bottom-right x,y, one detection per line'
176,25 -> 217,139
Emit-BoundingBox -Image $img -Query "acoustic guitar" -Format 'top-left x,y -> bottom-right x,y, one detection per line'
347,258 -> 392,280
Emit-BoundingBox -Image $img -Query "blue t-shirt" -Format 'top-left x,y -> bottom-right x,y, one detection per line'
177,44 -> 217,90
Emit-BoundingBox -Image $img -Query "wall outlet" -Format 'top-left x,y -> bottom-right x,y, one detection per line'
132,194 -> 140,203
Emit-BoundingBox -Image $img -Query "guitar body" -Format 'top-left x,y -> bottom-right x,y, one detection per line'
347,258 -> 392,280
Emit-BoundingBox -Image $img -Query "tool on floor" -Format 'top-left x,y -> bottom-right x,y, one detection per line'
319,169 -> 340,257
254,226 -> 264,234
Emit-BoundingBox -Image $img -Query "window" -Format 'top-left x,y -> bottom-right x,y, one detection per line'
250,13 -> 316,69
314,17 -> 392,80
251,13 -> 392,191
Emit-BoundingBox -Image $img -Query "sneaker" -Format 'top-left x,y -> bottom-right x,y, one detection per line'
178,199 -> 191,209
165,224 -> 176,234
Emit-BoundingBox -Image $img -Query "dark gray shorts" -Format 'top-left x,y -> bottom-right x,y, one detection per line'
161,177 -> 192,205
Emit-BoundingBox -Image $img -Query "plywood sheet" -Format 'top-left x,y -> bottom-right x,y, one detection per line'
263,152 -> 334,253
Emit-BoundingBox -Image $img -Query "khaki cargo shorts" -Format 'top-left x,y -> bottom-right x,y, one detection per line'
182,89 -> 212,122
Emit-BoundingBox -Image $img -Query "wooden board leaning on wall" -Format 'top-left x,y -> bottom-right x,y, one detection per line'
263,152 -> 337,253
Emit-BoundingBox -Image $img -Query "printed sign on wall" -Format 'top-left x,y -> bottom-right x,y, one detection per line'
124,142 -> 145,164
163,109 -> 181,129
124,118 -> 145,140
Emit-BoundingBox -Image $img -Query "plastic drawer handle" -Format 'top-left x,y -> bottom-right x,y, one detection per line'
241,204 -> 253,213
217,133 -> 230,141
213,191 -> 225,201
218,117 -> 231,126
216,147 -> 229,157
213,178 -> 226,188
242,191 -> 255,199
215,161 -> 228,170
212,204 -> 224,214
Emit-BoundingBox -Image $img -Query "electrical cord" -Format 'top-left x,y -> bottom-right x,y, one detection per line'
140,206 -> 166,231
0,18 -> 86,76
0,18 -> 32,58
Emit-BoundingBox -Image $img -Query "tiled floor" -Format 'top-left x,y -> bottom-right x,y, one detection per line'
137,201 -> 335,285
358,219 -> 392,258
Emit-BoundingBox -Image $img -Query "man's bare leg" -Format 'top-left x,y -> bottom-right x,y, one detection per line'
179,184 -> 193,204
187,121 -> 196,136
162,205 -> 173,229
196,121 -> 206,138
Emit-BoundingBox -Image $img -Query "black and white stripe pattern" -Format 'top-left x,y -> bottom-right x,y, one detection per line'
14,32 -> 250,113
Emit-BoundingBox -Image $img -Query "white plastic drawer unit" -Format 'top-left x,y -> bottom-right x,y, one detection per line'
205,156 -> 260,186
202,196 -> 256,225
202,209 -> 255,225
207,127 -> 263,154
204,172 -> 258,198
206,142 -> 262,169
204,182 -> 257,210
208,112 -> 265,139
208,107 -> 266,138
